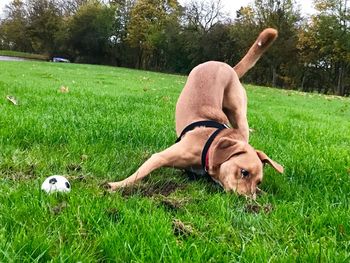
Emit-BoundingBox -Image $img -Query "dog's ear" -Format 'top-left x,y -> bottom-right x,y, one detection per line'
210,138 -> 246,168
256,150 -> 284,173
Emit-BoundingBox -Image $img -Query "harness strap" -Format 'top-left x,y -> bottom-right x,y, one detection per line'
201,128 -> 226,172
176,120 -> 228,143
176,120 -> 229,173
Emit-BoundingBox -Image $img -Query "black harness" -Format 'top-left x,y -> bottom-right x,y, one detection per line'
176,120 -> 229,172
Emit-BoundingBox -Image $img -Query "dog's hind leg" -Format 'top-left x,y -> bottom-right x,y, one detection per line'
223,74 -> 250,142
223,28 -> 278,142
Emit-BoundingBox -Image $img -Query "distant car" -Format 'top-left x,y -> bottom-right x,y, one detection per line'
52,57 -> 70,63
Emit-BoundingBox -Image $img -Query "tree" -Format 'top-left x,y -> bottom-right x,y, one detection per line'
252,0 -> 301,87
67,1 -> 115,63
26,0 -> 64,55
126,0 -> 181,69
56,0 -> 90,16
230,1 -> 302,87
183,0 -> 227,32
316,0 -> 349,95
108,0 -> 136,66
180,0 -> 230,71
232,6 -> 260,72
0,0 -> 32,51
297,0 -> 350,95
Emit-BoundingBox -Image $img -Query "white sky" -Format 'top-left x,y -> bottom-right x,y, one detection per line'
177,0 -> 316,16
0,0 -> 11,17
0,0 -> 316,18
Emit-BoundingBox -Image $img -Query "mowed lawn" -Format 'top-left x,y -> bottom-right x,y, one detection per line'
0,61 -> 349,262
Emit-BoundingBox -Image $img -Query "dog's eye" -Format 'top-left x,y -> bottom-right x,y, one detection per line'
241,169 -> 250,178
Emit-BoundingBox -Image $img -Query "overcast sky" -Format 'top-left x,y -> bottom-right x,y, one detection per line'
177,0 -> 316,16
0,0 -> 316,18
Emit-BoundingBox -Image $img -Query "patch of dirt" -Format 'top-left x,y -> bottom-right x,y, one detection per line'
172,219 -> 194,237
67,174 -> 87,182
338,224 -> 346,236
80,155 -> 88,162
66,163 -> 82,172
158,196 -> 189,211
106,208 -> 121,223
263,203 -> 273,213
51,201 -> 67,215
120,181 -> 186,198
245,203 -> 274,214
245,204 -> 260,214
1,164 -> 36,181
160,199 -> 182,211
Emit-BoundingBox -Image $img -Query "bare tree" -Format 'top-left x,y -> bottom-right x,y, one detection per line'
56,0 -> 89,16
183,0 -> 227,32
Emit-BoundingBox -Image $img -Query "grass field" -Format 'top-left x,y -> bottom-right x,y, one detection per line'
0,60 -> 350,262
0,50 -> 48,61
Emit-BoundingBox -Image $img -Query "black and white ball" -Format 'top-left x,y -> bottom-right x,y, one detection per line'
41,175 -> 71,193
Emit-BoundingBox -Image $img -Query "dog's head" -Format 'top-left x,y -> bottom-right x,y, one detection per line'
208,137 -> 283,198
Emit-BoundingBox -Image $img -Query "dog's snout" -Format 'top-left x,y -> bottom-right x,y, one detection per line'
242,191 -> 257,200
249,184 -> 259,200
251,192 -> 257,200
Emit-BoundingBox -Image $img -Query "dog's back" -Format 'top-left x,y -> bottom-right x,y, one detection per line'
175,28 -> 278,135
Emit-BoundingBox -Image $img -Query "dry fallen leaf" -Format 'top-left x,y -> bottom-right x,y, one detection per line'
6,95 -> 18,105
80,154 -> 88,162
59,86 -> 69,93
173,219 -> 194,237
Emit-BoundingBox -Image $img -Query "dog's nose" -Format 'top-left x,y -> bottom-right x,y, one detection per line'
243,193 -> 256,200
250,185 -> 258,199
251,192 -> 257,200
243,191 -> 257,200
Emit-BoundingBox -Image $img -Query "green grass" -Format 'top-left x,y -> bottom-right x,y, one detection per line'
0,60 -> 349,262
0,50 -> 48,61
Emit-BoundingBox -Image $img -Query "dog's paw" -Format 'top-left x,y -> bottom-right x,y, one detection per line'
105,182 -> 124,191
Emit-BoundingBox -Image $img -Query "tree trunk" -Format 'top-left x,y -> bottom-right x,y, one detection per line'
272,66 -> 278,87
301,71 -> 306,91
136,47 -> 143,69
337,66 -> 344,96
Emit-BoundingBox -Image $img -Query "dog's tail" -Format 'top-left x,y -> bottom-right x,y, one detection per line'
233,28 -> 278,79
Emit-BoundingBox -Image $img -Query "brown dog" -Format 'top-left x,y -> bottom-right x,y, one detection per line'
108,28 -> 283,198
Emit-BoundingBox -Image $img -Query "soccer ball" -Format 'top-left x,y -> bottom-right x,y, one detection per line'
41,175 -> 71,193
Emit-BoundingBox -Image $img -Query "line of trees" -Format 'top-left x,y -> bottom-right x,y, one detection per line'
1,0 -> 349,96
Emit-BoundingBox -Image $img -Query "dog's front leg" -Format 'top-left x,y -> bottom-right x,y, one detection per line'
107,140 -> 195,191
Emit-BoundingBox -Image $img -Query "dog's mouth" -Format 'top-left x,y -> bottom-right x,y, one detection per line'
256,187 -> 265,195
234,185 -> 266,200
